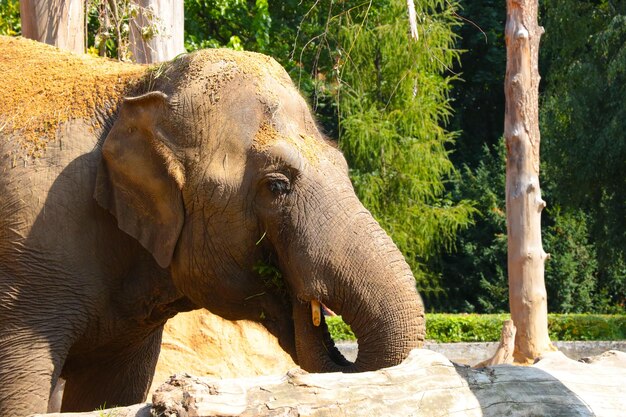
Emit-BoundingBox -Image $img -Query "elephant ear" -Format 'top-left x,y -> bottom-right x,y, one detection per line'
95,92 -> 185,268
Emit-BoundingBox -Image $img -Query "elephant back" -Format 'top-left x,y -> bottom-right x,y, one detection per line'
0,35 -> 148,158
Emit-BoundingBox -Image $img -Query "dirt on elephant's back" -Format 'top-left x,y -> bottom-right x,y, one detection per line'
0,36 -> 147,157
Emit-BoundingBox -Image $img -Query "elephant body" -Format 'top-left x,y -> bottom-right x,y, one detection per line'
0,36 -> 424,416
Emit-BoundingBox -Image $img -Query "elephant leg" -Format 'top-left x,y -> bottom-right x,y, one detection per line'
60,328 -> 163,412
0,331 -> 67,417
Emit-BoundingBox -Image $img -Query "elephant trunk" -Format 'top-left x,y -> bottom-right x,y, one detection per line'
292,208 -> 425,373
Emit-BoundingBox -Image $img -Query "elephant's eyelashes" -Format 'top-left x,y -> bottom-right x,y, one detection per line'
266,173 -> 291,195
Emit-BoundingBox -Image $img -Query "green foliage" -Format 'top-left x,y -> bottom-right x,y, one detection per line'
425,314 -> 506,342
438,0 -> 516,314
547,314 -> 626,342
439,142 -> 508,313
442,142 -> 612,313
0,0 -> 20,36
86,1 -> 167,61
269,0 -> 341,136
448,0 -> 506,168
252,260 -> 286,296
543,208 -> 599,313
326,316 -> 356,341
184,0 -> 272,53
334,0 -> 476,297
441,0 -> 625,314
327,314 -> 626,342
433,0 -> 509,313
540,0 -> 626,311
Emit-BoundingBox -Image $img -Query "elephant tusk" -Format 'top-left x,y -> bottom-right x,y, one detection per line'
311,300 -> 321,327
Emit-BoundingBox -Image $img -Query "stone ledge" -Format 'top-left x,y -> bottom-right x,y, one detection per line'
337,340 -> 626,365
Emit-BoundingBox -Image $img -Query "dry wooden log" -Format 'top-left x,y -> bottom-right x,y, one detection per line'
474,319 -> 516,367
150,349 -> 625,417
30,349 -> 626,417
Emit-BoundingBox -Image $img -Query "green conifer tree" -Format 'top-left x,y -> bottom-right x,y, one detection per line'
332,0 -> 475,299
540,0 -> 626,311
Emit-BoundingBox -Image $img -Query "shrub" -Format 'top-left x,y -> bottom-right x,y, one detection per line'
548,314 -> 626,341
326,314 -> 626,342
425,314 -> 507,342
0,0 -> 20,36
326,316 -> 356,341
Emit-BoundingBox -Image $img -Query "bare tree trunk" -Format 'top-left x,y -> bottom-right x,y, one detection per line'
504,0 -> 555,364
129,0 -> 184,64
474,319 -> 516,367
20,0 -> 85,54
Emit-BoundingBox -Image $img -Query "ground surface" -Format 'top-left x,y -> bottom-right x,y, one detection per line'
152,309 -> 296,394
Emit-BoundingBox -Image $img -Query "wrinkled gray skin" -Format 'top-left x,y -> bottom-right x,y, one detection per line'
0,50 -> 425,415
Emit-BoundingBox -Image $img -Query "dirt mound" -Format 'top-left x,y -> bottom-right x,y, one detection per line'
0,36 -> 147,156
151,309 -> 296,394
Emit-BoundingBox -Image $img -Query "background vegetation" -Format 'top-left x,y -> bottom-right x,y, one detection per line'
440,0 -> 625,314
1,0 -> 624,315
328,314 -> 626,342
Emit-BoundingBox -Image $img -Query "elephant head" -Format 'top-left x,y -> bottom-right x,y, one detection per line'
95,49 -> 425,372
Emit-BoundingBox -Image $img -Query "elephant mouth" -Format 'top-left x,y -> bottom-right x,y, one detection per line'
291,296 -> 362,373
311,302 -> 353,367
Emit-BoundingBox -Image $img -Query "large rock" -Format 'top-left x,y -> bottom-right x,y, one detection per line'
150,309 -> 296,394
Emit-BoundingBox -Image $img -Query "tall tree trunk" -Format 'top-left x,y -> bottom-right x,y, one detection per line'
129,0 -> 184,64
20,0 -> 85,54
504,0 -> 555,364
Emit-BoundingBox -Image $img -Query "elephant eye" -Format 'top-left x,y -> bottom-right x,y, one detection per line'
266,173 -> 291,195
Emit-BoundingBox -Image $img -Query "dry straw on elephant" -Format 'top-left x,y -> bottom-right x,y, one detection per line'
0,36 -> 300,159
0,36 -> 147,157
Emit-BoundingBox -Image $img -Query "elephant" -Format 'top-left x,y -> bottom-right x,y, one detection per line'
0,36 -> 425,415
